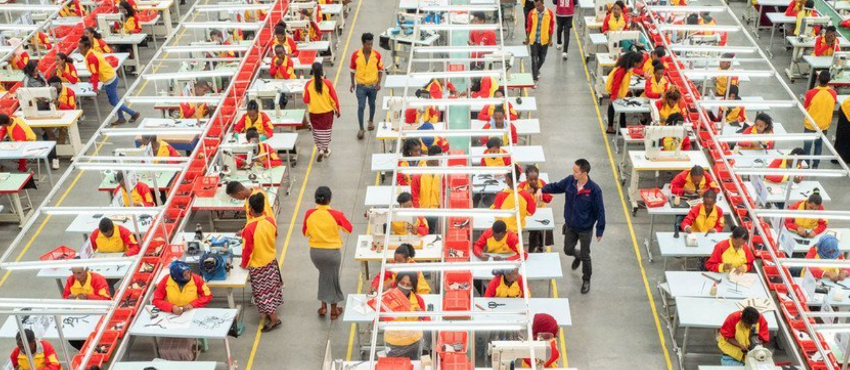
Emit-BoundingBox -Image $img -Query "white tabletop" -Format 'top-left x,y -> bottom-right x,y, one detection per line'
630,150 -> 710,171
472,252 -> 563,280
354,234 -> 443,261
471,119 -> 541,136
297,40 -> 331,51
37,252 -> 131,279
21,110 -> 83,128
721,121 -> 787,136
130,306 -> 237,339
383,74 -> 432,89
0,141 -> 55,160
227,133 -> 297,151
470,145 -> 546,164
248,78 -> 311,95
113,362 -> 217,370
472,172 -> 550,195
675,296 -> 778,330
657,232 -> 732,258
665,271 -> 769,299
66,214 -> 153,234
375,122 -> 444,140
788,35 -> 850,49
171,232 -> 243,260
728,149 -> 783,168
192,185 -> 278,212
381,96 -> 537,112
0,314 -> 100,340
772,228 -> 850,253
153,261 -> 247,288
104,33 -> 148,44
473,207 -> 556,231
765,12 -> 795,24
646,184 -> 732,216
364,185 -> 411,207
399,0 -> 448,9
804,55 -> 834,69
613,97 -> 652,114
744,180 -> 831,203
589,33 -> 608,46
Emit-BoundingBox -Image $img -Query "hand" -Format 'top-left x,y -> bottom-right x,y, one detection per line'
375,84 -> 381,92
684,189 -> 695,195
350,84 -> 355,93
596,236 -> 602,242
708,229 -> 717,234
796,228 -> 808,237
825,271 -> 839,281
840,271 -> 849,280
335,110 -> 341,118
734,265 -> 747,274
793,176 -> 803,184
807,231 -> 816,238
182,304 -> 194,311
548,41 -> 553,47
492,256 -> 504,261
684,226 -> 692,233
171,306 -> 183,315
523,39 -> 528,45
722,263 -> 732,272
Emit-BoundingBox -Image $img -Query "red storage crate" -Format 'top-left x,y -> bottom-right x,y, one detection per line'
117,289 -> 143,314
639,188 -> 667,208
444,245 -> 470,262
138,256 -> 160,276
443,290 -> 471,319
367,288 -> 410,312
194,176 -> 219,197
81,331 -> 119,360
448,174 -> 469,188
163,208 -> 184,224
40,246 -> 77,261
437,332 -> 469,358
129,272 -> 153,290
375,357 -> 413,370
171,195 -> 192,210
72,354 -> 104,370
447,150 -> 467,166
100,308 -> 133,337
441,353 -> 472,370
444,271 -> 473,291
449,192 -> 471,209
160,244 -> 184,265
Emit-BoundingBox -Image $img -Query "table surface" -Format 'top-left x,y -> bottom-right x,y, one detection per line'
20,110 -> 83,128
657,232 -> 732,258
772,227 -> 850,253
675,296 -> 778,330
104,33 -> 148,44
721,121 -> 787,136
744,180 -> 831,203
381,96 -> 537,112
192,185 -> 278,211
113,362 -> 218,370
471,119 -> 541,136
472,172 -> 549,195
788,35 -> 850,48
153,260 -> 248,288
98,170 -> 179,191
236,109 -> 305,126
218,165 -> 287,186
630,150 -> 710,171
249,78 -> 311,94
0,141 -> 55,160
0,314 -> 100,340
0,173 -> 32,193
804,55 -> 835,69
297,40 -> 331,51
37,252 -> 131,279
130,306 -> 237,339
225,133 -> 298,151
665,271 -> 769,299
766,12 -> 796,23
354,234 -> 443,261
172,232 -> 242,259
375,122 -> 445,140
469,145 -> 546,164
646,183 -> 733,216
472,252 -> 563,280
472,207 -> 556,231
364,185 -> 411,207
66,213 -> 154,234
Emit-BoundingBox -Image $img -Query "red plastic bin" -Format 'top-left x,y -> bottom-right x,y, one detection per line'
193,176 -> 219,197
72,354 -> 104,370
441,353 -> 472,370
639,188 -> 667,208
437,332 -> 469,358
40,246 -> 77,261
444,271 -> 473,291
443,290 -> 471,319
81,331 -> 119,360
99,308 -> 133,337
375,357 -> 413,370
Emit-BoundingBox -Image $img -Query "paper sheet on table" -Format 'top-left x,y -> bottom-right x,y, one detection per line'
735,297 -> 776,313
728,271 -> 757,288
160,310 -> 196,329
0,143 -> 22,151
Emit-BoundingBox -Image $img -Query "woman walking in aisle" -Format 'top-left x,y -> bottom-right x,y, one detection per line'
303,186 -> 353,320
242,193 -> 284,332
303,62 -> 341,162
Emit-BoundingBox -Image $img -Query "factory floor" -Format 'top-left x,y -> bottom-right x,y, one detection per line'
1,0 -> 848,369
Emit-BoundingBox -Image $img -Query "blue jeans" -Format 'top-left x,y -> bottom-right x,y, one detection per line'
104,77 -> 136,120
355,84 -> 377,130
803,128 -> 826,168
720,355 -> 744,366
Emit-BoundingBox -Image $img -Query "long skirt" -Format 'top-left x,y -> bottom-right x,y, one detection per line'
159,338 -> 197,361
248,260 -> 284,315
836,113 -> 850,162
310,111 -> 334,151
310,248 -> 344,304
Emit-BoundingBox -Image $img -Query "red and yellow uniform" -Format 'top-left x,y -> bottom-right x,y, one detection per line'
179,102 -> 208,119
474,229 -> 528,261
804,246 -> 849,278
724,105 -> 746,124
671,0 -> 687,5
113,182 -> 155,207
670,170 -> 719,196
479,122 -> 518,146
123,16 -> 141,34
241,215 -> 277,268
492,188 -> 536,232
149,139 -> 180,164
469,28 -> 496,59
391,216 -> 429,236
236,142 -> 282,168
737,125 -> 775,150
765,158 -> 802,183
785,0 -> 804,16
349,48 -> 383,86
0,116 -> 36,142
680,203 -> 725,233
294,20 -> 321,42
706,239 -> 754,272
89,225 -> 140,255
56,85 -> 77,110
477,102 -> 518,121
803,85 -> 837,131
795,9 -> 820,36
521,339 -> 559,368
718,311 -> 769,362
10,52 -> 30,70
272,35 -> 298,56
662,135 -> 691,151
526,7 -> 555,43
270,54 -> 295,79
84,49 -> 117,90
814,35 -> 840,56
518,179 -> 553,208
471,76 -> 499,98
10,341 -> 61,370
62,271 -> 111,300
480,148 -> 511,167
54,63 -> 79,84
303,205 -> 353,249
370,267 -> 430,294
601,12 -> 628,33
34,32 -> 52,50
303,78 -> 340,114
383,292 -> 428,346
606,67 -> 632,100
405,107 -> 441,124
785,200 -> 828,235
234,112 -> 274,138
397,159 -> 424,186
714,73 -> 738,97
484,274 -> 527,297
418,137 -> 449,153
425,79 -> 456,99
91,38 -> 113,54
243,188 -> 275,224
411,173 -> 443,208
655,99 -> 685,123
152,274 -> 212,312
643,75 -> 669,99
60,0 -> 85,16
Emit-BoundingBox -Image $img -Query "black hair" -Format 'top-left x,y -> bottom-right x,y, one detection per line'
23,60 -> 39,78
494,87 -> 505,97
741,306 -> 760,326
690,165 -> 704,176
728,84 -> 739,97
15,329 -> 35,346
395,243 -> 415,259
99,217 -> 114,233
397,192 -> 413,204
79,38 -> 92,49
248,192 -> 265,214
686,13 -> 699,25
614,0 -> 625,10
57,52 -> 70,62
246,127 -> 260,141
525,164 -> 539,175
119,1 -> 136,16
486,136 -> 502,149
274,25 -> 287,36
616,51 -> 643,69
47,76 -> 62,84
403,139 -> 421,157
209,29 -> 223,38
755,113 -> 773,131
395,271 -> 419,293
225,180 -> 245,195
311,62 -> 323,93
652,60 -> 665,73
361,32 -> 374,43
471,11 -> 486,20
575,158 -> 591,173
790,147 -> 806,156
247,100 -> 259,112
818,70 -> 831,85
827,26 -> 837,33
315,186 -> 332,205
115,171 -> 124,183
805,0 -> 814,8
274,44 -> 285,53
85,27 -> 102,39
493,105 -> 506,116
0,114 -> 9,125
492,220 -> 507,233
142,135 -> 157,144
732,226 -> 750,240
808,193 -> 823,205
428,145 -> 442,156
666,112 -> 685,126
703,189 -> 718,200
652,46 -> 666,58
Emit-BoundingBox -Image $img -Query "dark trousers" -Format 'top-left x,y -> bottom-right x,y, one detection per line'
530,43 -> 549,81
426,216 -> 438,235
607,103 -> 626,128
564,226 -> 593,281
803,128 -> 826,168
355,84 -> 377,130
555,16 -> 573,50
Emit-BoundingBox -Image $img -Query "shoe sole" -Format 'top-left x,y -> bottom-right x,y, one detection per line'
317,152 -> 324,162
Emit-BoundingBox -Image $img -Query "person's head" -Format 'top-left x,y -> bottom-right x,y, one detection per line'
719,52 -> 734,70
816,235 -> 841,260
492,220 -> 507,240
118,1 -> 135,16
702,189 -> 717,207
665,112 -> 685,126
403,138 -> 422,157
486,136 -> 502,151
209,29 -> 223,42
71,265 -> 88,282
193,80 -> 210,96
274,25 -> 287,41
246,100 -> 259,120
525,164 -> 540,182
700,11 -> 713,22
741,306 -> 760,326
15,329 -> 36,353
727,85 -> 739,100
315,186 -> 332,205
471,11 -> 486,24
663,87 -> 681,106
0,114 -> 9,126
652,60 -> 665,81
689,165 -> 705,184
141,135 -> 158,148
731,226 -> 749,248
47,76 -> 62,91
535,0 -> 545,11
493,88 -> 505,98
78,38 -> 92,54
492,106 -> 506,127
498,268 -> 520,283
84,27 -> 101,40
612,0 -> 624,16
361,32 -> 374,51
806,193 -> 823,209
805,0 -> 814,9
397,192 -> 414,208
311,62 -> 324,92
826,26 -> 837,42
57,52 -> 70,66
504,171 -> 515,188
225,181 -> 249,199
818,70 -> 832,86
169,261 -> 192,285
272,44 -> 286,59
789,147 -> 806,166
686,13 -> 699,25
651,46 -> 666,61
427,145 -> 442,166
754,113 -> 774,134
245,127 -> 260,143
23,60 -> 39,78
98,217 -> 114,237
573,159 -> 591,182
395,272 -> 418,295
531,313 -> 558,340
248,192 -> 265,216
393,243 -> 415,263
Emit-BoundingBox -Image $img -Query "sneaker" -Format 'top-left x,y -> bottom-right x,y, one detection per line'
324,149 -> 332,158
562,52 -> 568,60
357,129 -> 364,140
581,280 -> 591,294
51,159 -> 60,170
367,121 -> 375,131
317,150 -> 324,162
556,43 -> 562,50
112,118 -> 127,126
571,258 -> 581,270
130,112 -> 141,123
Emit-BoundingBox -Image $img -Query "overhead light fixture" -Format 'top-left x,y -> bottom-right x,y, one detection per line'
733,168 -> 848,177
415,46 -> 502,53
683,70 -> 774,78
378,321 -> 526,332
143,70 -> 235,80
73,162 -> 185,171
125,96 -> 222,104
713,133 -> 820,142
409,70 -> 501,79
396,166 -> 513,175
40,206 -> 163,216
163,45 -> 250,53
194,4 -> 271,11
77,155 -> 191,163
668,45 -> 758,53
182,21 -> 263,30
775,258 -> 850,268
399,129 -> 506,138
752,209 -> 850,220
98,127 -> 205,136
0,4 -> 61,11
1,257 -> 134,271
420,4 -> 499,11
0,24 -> 38,31
647,5 -> 726,12
419,24 -> 500,31
403,97 -> 504,107
0,299 -> 113,310
393,208 -> 516,218
697,100 -> 796,109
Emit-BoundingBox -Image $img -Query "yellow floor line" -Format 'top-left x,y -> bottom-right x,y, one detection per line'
573,28 -> 675,370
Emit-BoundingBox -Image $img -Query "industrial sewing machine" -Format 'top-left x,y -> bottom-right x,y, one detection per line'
287,1 -> 317,19
607,31 -> 641,57
97,13 -> 126,38
17,87 -> 61,119
394,12 -> 422,40
386,96 -> 406,129
488,341 -> 548,370
831,52 -> 850,82
644,126 -> 690,161
366,208 -> 424,251
744,345 -> 776,370
484,51 -> 514,79
798,16 -> 830,42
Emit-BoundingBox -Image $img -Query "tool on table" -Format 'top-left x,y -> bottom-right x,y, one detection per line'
702,272 -> 722,284
487,302 -> 506,309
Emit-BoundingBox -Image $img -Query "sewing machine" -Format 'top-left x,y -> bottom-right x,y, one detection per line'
488,341 -> 548,370
607,31 -> 641,57
288,1 -> 317,18
395,12 -> 422,40
17,87 -> 61,119
366,208 -> 424,251
386,97 -> 406,129
97,13 -> 126,38
798,16 -> 830,41
744,345 -> 775,370
831,52 -> 850,80
644,126 -> 689,161
484,51 -> 514,79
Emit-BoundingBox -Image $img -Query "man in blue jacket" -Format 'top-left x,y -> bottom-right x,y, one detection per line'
538,159 -> 606,294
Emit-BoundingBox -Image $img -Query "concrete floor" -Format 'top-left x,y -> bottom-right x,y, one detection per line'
2,0 -> 850,369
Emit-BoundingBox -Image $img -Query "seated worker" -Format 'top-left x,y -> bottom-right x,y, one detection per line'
179,81 -> 212,119
479,106 -> 518,146
522,314 -> 560,368
785,193 -> 828,238
424,77 -> 458,99
714,53 -> 739,97
719,85 -> 746,124
90,218 -> 140,256
63,266 -> 111,300
272,24 -> 298,56
270,45 -> 295,80
10,329 -> 61,370
601,0 -> 629,34
237,128 -> 283,168
638,47 -> 668,78
60,0 -> 85,16
369,244 -> 431,294
680,189 -> 725,233
718,306 -> 769,366
7,39 -> 29,70
468,11 -> 496,68
606,51 -> 644,134
152,261 -> 212,361
416,123 -> 450,153
737,113 -> 775,150
225,180 -> 274,224
47,77 -> 76,111
671,165 -> 719,197
661,113 -> 692,151
804,235 -> 849,281
794,0 -> 820,37
766,147 -> 806,184
140,135 -> 179,160
84,27 -> 113,54
786,0 -> 804,16
655,87 -> 685,124
53,53 -> 78,84
234,100 -> 274,139
484,268 -> 527,298
392,192 -> 429,236
492,172 -> 536,232
643,61 -> 669,99
411,145 -> 443,234
292,9 -> 321,42
706,226 -> 753,273
473,220 -> 528,261
814,26 -> 840,56
481,137 -> 512,167
470,75 -> 499,98
397,139 -> 424,186
518,165 -> 553,253
477,88 -> 518,121
404,98 -> 441,124
0,113 -> 36,172
383,272 -> 429,360
113,171 -> 155,207
209,29 -> 237,58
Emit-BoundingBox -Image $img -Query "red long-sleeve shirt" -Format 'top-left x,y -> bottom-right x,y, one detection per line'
89,225 -> 141,256
152,274 -> 212,312
473,229 -> 527,261
233,112 -> 274,137
479,122 -> 518,146
484,274 -> 526,297
784,200 -> 828,235
814,35 -> 840,56
705,239 -> 755,273
10,341 -> 61,370
55,63 -> 79,84
62,271 -> 111,300
804,246 -> 849,279
670,170 -> 719,196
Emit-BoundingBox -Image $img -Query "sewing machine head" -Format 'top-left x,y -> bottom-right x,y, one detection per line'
17,87 -> 60,119
288,1 -> 316,17
607,31 -> 641,57
800,16 -> 830,41
644,125 -> 690,161
484,51 -> 513,79
488,341 -> 548,370
97,13 -> 125,38
396,12 -> 422,39
387,97 -> 406,129
744,345 -> 775,370
831,51 -> 850,79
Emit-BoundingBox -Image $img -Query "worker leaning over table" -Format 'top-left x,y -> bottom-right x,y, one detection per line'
410,145 -> 443,234
680,189 -> 725,234
383,272 -> 429,360
671,165 -> 718,197
241,192 -> 284,332
393,192 -> 429,236
152,261 -> 212,360
64,266 -> 111,300
473,220 -> 528,261
706,226 -> 754,273
785,193 -> 828,238
234,100 -> 274,139
521,314 -> 560,368
113,171 -> 155,207
492,171 -> 536,233
718,306 -> 769,365
79,38 -> 140,126
0,113 -> 36,173
803,235 -> 849,282
369,244 -> 431,294
90,218 -> 140,256
484,268 -> 527,298
518,165 -> 553,253
10,329 -> 61,370
179,81 -> 212,120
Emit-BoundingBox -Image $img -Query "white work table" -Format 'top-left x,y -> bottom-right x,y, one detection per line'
364,185 -> 411,207
665,271 -> 769,299
657,231 -> 732,258
773,228 -> 850,254
0,142 -> 55,186
66,213 -> 154,235
627,150 -> 710,212
20,110 -> 84,157
381,96 -> 537,112
471,119 -> 541,141
472,172 -> 550,195
472,207 -> 556,232
130,306 -> 237,339
0,314 -> 101,340
471,252 -> 563,281
248,78 -> 311,96
469,145 -> 546,165
743,180 -> 831,203
354,234 -> 443,262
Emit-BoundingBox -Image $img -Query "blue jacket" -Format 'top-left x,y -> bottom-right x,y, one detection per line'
541,175 -> 606,236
